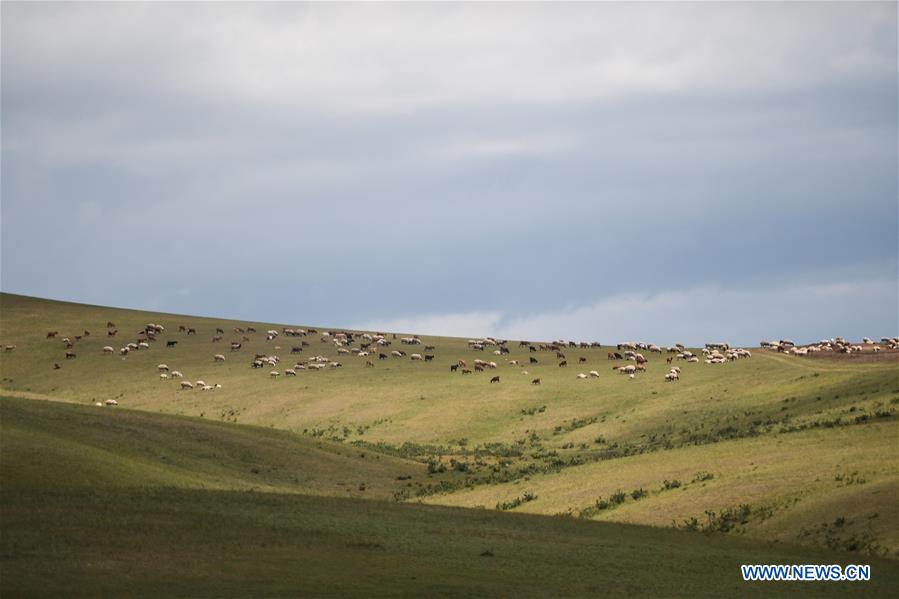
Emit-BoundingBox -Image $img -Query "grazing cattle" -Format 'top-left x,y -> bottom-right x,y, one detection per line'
106,321 -> 116,328
578,357 -> 587,363
214,354 -> 226,362
167,340 -> 178,348
291,346 -> 303,354
179,325 -> 187,332
490,376 -> 500,383
53,363 -> 61,370
365,360 -> 374,368
558,360 -> 567,367
65,351 -> 76,359
529,357 -> 538,364
474,364 -> 484,372
450,364 -> 459,372
461,368 -> 472,374
424,355 -> 434,362
531,378 -> 541,385
458,359 -> 467,367
378,353 -> 387,360
47,331 -> 58,338
187,328 -> 197,335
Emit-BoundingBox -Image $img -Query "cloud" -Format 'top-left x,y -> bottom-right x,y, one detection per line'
355,311 -> 503,339
1,2 -> 895,340
356,275 -> 898,347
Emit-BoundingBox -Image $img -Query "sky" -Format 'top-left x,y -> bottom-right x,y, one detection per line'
1,1 -> 896,346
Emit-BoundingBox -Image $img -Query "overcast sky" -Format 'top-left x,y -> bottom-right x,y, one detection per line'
2,2 -> 896,345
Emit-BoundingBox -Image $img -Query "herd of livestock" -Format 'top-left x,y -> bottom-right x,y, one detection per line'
6,319 -> 893,402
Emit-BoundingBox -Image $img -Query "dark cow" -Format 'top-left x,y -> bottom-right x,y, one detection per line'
450,364 -> 459,372
558,360 -> 567,367
187,328 -> 197,335
578,357 -> 587,363
529,357 -> 538,364
291,347 -> 303,354
490,376 -> 500,383
379,353 -> 387,360
65,351 -> 76,359
167,340 -> 178,348
531,378 -> 541,385
424,355 -> 434,362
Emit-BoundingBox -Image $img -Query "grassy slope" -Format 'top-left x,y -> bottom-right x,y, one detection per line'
422,421 -> 899,554
1,396 -> 428,500
1,292 -> 897,557
3,397 -> 898,597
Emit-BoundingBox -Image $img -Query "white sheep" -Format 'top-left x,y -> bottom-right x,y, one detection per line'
589,370 -> 600,378
103,346 -> 114,354
180,381 -> 194,390
214,354 -> 226,362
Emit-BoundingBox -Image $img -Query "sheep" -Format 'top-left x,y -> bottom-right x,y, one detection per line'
138,342 -> 150,349
270,370 -> 280,377
589,370 -> 600,378
157,364 -> 169,371
180,381 -> 194,390
410,353 -> 423,360
103,346 -> 114,354
171,370 -> 183,378
214,354 -> 226,362
160,373 -> 169,380
105,399 -> 118,406
576,373 -> 588,379
65,351 -> 76,359
665,372 -> 679,382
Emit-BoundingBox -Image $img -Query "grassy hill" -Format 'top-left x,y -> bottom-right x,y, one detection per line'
2,292 -> 898,593
3,396 -> 898,597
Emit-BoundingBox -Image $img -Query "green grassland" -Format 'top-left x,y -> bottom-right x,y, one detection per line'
1,292 -> 898,594
3,397 -> 898,597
